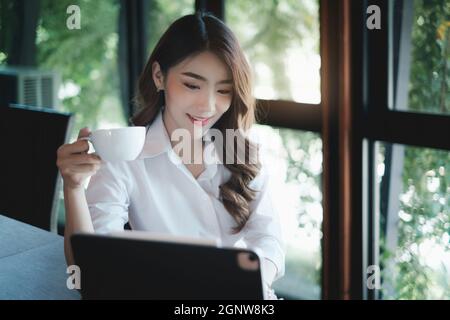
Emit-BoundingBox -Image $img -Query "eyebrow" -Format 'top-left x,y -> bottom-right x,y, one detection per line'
181,72 -> 233,85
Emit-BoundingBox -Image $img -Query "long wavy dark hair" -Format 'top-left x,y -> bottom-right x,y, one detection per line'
132,12 -> 261,233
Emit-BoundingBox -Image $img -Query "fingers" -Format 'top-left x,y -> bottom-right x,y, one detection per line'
57,127 -> 101,186
72,139 -> 90,154
59,153 -> 102,166
72,153 -> 102,164
68,163 -> 101,174
78,127 -> 91,140
56,126 -> 92,158
57,139 -> 90,157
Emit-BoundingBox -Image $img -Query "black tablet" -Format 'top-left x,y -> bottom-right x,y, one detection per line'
71,232 -> 264,299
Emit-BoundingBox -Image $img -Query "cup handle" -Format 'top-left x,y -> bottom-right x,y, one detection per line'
77,135 -> 97,155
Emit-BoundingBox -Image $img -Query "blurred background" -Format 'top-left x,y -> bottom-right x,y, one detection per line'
0,0 -> 448,300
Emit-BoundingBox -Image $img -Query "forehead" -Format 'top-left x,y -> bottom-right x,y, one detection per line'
171,51 -> 231,80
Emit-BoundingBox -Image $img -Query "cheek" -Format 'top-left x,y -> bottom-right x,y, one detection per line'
165,83 -> 194,110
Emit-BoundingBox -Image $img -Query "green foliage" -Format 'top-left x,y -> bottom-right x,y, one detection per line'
37,0 -> 124,134
0,0 -> 15,63
279,129 -> 322,228
381,0 -> 450,300
408,0 -> 450,113
390,146 -> 450,299
226,0 -> 319,100
146,0 -> 194,55
279,128 -> 323,287
0,0 -> 126,134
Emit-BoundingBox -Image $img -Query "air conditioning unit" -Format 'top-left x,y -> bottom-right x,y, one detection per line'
0,67 -> 60,109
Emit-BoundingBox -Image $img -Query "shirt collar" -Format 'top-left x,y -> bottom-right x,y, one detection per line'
136,109 -> 171,160
136,109 -> 221,166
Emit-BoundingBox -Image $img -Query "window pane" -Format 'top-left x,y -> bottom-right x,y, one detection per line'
0,0 -> 127,231
251,125 -> 322,299
1,0 -> 126,138
38,0 -> 126,230
147,0 -> 194,55
39,0 -> 126,136
376,142 -> 450,299
225,0 -> 321,104
391,0 -> 450,115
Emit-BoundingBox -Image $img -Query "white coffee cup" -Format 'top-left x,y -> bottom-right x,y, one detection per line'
80,127 -> 146,162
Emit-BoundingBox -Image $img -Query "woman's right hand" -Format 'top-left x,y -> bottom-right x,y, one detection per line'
56,127 -> 103,190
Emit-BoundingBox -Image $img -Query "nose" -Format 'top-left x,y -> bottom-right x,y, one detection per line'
197,90 -> 216,116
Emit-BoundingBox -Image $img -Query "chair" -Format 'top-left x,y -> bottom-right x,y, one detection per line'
0,104 -> 74,232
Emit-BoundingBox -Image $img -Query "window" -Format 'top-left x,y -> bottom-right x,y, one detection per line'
361,0 -> 450,300
37,0 -> 126,139
390,0 -> 450,115
376,142 -> 450,299
193,0 -> 450,300
1,0 -> 127,138
147,0 -> 195,54
225,0 -> 321,104
0,0 -> 128,232
252,125 -> 322,299
225,0 -> 322,299
38,0 -> 126,232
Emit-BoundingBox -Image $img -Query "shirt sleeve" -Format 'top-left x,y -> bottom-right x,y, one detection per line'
85,162 -> 130,234
242,164 -> 286,281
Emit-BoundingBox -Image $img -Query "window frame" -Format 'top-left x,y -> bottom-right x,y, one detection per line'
363,0 -> 450,300
201,0 -> 340,300
212,0 -> 323,300
145,0 -> 450,300
364,0 -> 450,150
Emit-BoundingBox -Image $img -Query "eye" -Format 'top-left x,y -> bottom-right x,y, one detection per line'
217,89 -> 232,95
184,83 -> 200,90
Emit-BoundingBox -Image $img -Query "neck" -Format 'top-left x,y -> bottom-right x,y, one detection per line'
162,109 -> 204,165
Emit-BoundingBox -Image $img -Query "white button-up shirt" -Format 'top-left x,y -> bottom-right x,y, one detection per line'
85,110 -> 285,280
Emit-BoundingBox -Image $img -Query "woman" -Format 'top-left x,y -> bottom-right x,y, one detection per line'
57,12 -> 284,299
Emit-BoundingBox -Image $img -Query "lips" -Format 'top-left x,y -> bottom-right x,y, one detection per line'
187,113 -> 212,126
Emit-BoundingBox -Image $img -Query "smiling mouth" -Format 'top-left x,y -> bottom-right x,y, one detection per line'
187,113 -> 213,126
